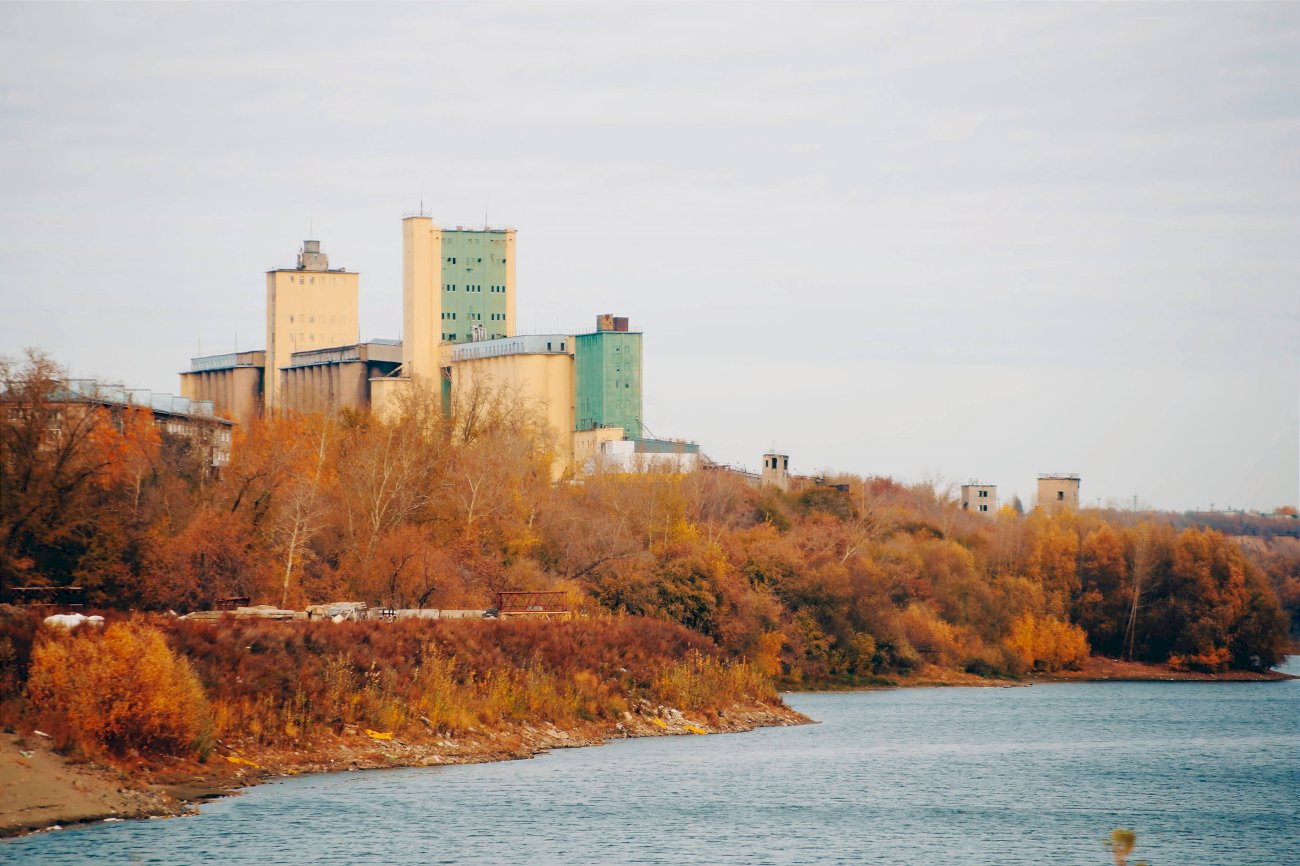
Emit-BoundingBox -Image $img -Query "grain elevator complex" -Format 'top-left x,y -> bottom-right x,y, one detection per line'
180,214 -> 697,478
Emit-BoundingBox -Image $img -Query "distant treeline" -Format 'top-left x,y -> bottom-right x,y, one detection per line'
1,349 -> 1293,684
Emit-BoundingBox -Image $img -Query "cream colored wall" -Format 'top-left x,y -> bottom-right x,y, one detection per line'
452,352 -> 576,478
265,269 -> 358,411
573,426 -> 626,474
278,363 -> 371,416
368,376 -> 411,423
180,366 -> 263,427
402,217 -> 442,381
1037,478 -> 1081,512
503,229 -> 517,337
960,484 -> 998,515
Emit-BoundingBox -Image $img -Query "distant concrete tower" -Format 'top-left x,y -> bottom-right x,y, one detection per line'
265,239 -> 359,412
1037,474 -> 1081,513
961,482 -> 998,515
761,452 -> 790,492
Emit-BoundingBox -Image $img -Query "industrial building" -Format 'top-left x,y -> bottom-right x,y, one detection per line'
575,315 -> 642,439
264,240 -> 360,411
761,452 -> 791,492
4,379 -> 233,469
961,482 -> 997,514
1037,474 -> 1081,513
178,213 -> 693,478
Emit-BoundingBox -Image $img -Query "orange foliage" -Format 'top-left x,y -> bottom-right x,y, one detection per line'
1004,612 -> 1090,673
25,621 -> 210,756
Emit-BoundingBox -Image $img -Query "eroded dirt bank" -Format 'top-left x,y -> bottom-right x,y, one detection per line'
1,700 -> 807,838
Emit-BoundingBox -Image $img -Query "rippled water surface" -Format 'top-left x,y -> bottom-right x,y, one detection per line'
6,662 -> 1299,866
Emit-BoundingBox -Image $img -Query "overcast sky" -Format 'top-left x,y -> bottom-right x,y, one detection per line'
1,2 -> 1296,512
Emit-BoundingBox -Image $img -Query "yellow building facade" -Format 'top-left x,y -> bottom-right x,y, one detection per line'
179,350 -> 266,427
265,240 -> 359,411
449,335 -> 575,477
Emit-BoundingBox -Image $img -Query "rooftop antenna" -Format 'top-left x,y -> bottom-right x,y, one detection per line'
309,205 -> 314,239
484,205 -> 489,230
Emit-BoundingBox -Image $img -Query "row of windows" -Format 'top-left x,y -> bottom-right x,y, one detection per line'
444,284 -> 507,293
443,256 -> 508,265
289,334 -> 342,345
288,314 -> 346,325
287,275 -> 342,285
442,332 -> 505,341
440,311 -> 505,322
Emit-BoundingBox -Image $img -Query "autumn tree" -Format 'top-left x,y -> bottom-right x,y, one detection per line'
1,351 -> 115,594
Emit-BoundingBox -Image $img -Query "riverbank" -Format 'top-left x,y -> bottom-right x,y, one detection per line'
1034,655 -> 1295,682
785,654 -> 1297,691
1,698 -> 806,838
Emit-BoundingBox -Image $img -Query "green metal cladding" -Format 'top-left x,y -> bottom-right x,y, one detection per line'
440,231 -> 509,343
574,331 -> 642,438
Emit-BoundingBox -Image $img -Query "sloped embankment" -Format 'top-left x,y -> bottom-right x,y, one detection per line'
1,613 -> 806,836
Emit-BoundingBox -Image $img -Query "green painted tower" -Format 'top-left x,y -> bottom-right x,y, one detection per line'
575,315 -> 642,438
439,228 -> 513,344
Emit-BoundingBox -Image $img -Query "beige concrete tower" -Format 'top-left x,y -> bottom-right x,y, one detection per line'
265,240 -> 359,411
1037,474 -> 1081,513
402,217 -> 442,381
762,452 -> 790,492
961,482 -> 998,515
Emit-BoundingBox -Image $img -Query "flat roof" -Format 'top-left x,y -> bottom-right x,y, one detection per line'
451,334 -> 573,363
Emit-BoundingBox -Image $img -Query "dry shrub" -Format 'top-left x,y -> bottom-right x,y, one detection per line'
153,615 -> 760,746
652,650 -> 776,712
26,621 -> 211,756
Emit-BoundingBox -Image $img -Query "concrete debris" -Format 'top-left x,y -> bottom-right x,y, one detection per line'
43,613 -> 104,630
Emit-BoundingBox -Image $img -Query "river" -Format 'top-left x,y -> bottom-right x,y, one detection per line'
5,661 -> 1298,865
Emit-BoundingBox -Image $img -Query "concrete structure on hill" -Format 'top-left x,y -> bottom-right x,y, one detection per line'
264,240 -> 359,411
450,334 -> 575,476
178,215 -> 692,480
1037,474 -> 1081,513
575,433 -> 700,474
448,320 -> 689,478
961,482 -> 997,515
575,316 -> 642,439
761,452 -> 790,492
179,350 -> 265,427
277,340 -> 402,416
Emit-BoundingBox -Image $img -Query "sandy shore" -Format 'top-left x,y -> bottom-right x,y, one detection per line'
0,700 -> 808,838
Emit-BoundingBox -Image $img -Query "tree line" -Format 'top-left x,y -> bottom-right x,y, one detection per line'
2,349 -> 1292,681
